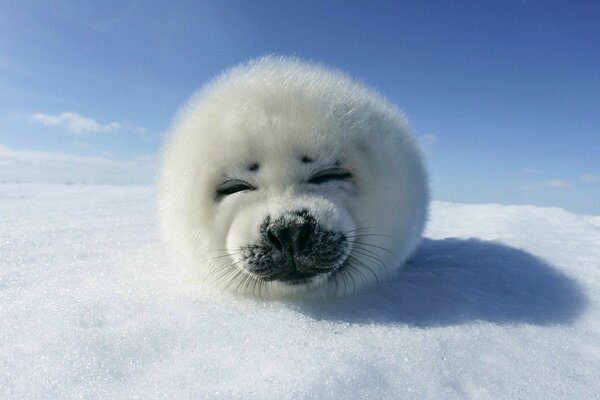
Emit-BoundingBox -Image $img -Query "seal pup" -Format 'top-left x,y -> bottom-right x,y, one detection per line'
158,56 -> 429,298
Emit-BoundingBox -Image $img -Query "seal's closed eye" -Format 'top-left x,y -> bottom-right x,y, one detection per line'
308,167 -> 352,185
216,179 -> 256,200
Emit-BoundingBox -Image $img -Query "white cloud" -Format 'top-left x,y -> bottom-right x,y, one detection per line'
0,144 -> 156,184
522,178 -> 572,191
580,174 -> 600,183
31,112 -> 146,135
540,179 -> 570,188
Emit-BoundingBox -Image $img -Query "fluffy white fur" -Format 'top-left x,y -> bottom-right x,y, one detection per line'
158,56 -> 429,298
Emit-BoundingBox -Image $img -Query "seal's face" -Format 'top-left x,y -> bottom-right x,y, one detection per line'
208,108 -> 367,293
159,57 -> 429,298
218,153 -> 357,288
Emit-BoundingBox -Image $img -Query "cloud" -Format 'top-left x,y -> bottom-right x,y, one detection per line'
540,179 -> 570,188
0,144 -> 156,184
580,174 -> 600,183
31,112 -> 146,135
521,178 -> 571,191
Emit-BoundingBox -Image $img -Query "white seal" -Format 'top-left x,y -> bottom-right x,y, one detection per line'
158,56 -> 429,298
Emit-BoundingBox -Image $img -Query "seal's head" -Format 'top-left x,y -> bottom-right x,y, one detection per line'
158,56 -> 428,298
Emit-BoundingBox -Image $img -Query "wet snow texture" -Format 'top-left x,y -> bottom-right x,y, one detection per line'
1,184 -> 599,399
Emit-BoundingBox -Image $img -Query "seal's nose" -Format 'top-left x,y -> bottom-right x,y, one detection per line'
266,215 -> 314,257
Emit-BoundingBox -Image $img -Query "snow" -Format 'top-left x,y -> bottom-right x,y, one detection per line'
1,184 -> 599,399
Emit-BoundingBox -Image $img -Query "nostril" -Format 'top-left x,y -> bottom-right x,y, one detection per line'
267,228 -> 284,252
295,221 -> 313,253
267,225 -> 294,254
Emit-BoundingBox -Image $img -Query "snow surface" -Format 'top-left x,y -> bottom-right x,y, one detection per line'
1,184 -> 599,399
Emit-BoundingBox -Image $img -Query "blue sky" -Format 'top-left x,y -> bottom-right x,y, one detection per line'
0,1 -> 599,213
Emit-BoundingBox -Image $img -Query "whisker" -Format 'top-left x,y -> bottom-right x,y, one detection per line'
346,233 -> 395,240
234,272 -> 251,295
349,246 -> 390,279
223,269 -> 244,292
205,257 -> 244,282
345,262 -> 367,289
341,226 -> 380,235
210,264 -> 238,287
352,242 -> 399,262
346,254 -> 379,284
204,252 -> 236,262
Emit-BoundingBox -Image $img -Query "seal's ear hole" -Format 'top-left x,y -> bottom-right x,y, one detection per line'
248,163 -> 259,172
301,156 -> 313,163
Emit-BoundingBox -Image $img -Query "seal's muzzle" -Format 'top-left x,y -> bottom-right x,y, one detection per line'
242,210 -> 348,284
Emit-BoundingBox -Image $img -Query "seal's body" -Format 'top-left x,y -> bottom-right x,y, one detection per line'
158,57 -> 428,298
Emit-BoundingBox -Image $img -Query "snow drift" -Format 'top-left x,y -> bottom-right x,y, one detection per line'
1,184 -> 598,399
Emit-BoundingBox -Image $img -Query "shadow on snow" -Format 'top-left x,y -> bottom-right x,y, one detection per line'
292,238 -> 588,327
